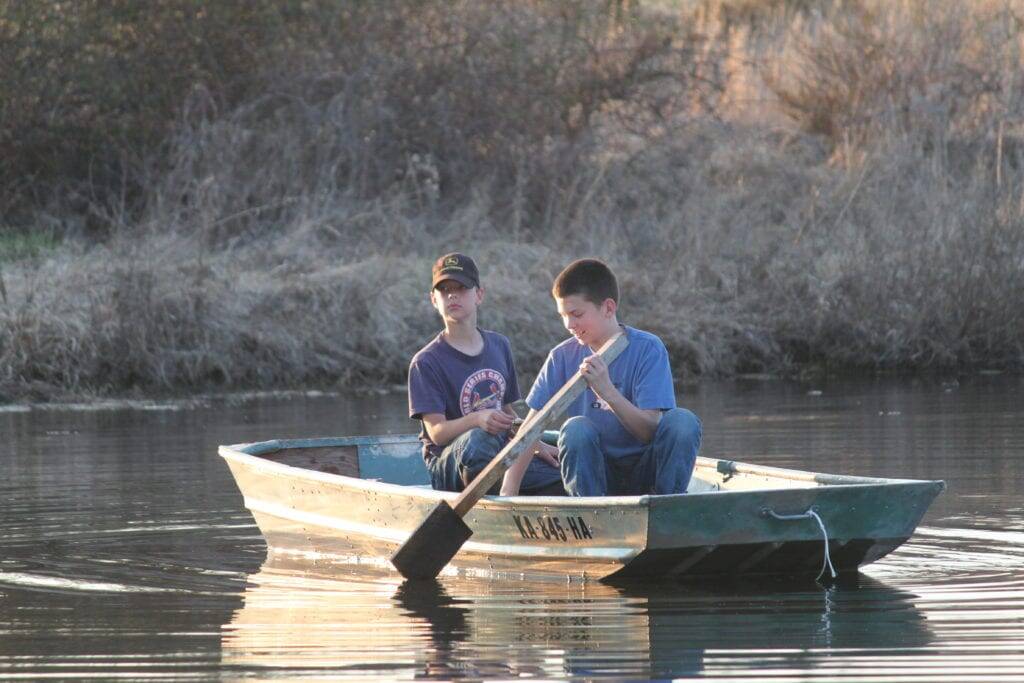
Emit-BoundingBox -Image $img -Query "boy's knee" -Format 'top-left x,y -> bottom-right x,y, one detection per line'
559,416 -> 599,449
457,428 -> 505,471
658,408 -> 702,442
466,427 -> 504,451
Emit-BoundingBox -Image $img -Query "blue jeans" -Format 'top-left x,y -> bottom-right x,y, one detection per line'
428,428 -> 565,495
558,408 -> 702,496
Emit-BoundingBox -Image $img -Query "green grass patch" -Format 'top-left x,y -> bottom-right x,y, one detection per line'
0,232 -> 60,263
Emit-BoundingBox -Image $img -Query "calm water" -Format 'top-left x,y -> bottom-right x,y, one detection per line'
1,377 -> 1023,681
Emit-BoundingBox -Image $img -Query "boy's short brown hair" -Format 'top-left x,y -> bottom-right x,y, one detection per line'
552,258 -> 618,306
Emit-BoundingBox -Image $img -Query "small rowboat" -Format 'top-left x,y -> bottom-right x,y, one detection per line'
218,433 -> 944,582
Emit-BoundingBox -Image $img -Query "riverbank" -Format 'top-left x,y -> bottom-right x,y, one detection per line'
3,1 -> 1023,402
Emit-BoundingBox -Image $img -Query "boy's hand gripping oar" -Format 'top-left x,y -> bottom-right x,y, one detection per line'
391,333 -> 629,580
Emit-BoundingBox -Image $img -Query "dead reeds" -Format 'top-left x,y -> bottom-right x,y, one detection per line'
3,1 -> 1024,400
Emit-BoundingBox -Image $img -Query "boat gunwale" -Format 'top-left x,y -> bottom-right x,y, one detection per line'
698,457 -> 944,488
219,443 -> 649,509
219,435 -> 945,509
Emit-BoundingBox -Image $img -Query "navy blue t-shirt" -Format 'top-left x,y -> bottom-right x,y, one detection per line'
408,329 -> 521,462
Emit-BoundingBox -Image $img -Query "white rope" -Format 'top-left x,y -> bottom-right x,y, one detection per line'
764,508 -> 838,581
806,509 -> 838,581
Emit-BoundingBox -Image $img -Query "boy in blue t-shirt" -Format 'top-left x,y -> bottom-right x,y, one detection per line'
501,258 -> 702,497
408,253 -> 563,495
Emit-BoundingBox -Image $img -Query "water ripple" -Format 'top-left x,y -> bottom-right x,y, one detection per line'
2,383 -> 1023,680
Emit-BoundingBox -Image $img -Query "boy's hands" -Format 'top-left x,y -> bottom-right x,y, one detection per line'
533,441 -> 559,469
476,409 -> 515,435
579,354 -> 615,399
578,352 -> 662,444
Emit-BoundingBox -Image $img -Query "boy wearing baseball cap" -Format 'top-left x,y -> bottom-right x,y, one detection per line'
408,253 -> 563,495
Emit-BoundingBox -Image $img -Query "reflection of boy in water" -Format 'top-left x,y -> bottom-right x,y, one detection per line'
408,253 -> 563,494
399,581 -> 547,681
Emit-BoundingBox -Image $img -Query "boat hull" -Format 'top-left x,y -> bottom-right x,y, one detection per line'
219,435 -> 943,582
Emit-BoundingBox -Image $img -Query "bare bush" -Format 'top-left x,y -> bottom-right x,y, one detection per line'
764,1 -> 1024,154
0,1 -> 310,230
149,1 -> 724,248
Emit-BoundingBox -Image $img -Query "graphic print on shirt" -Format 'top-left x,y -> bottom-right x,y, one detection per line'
460,369 -> 507,415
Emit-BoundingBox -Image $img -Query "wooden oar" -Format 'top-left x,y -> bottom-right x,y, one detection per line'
391,332 -> 629,580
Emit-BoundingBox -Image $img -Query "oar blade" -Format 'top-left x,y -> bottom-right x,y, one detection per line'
391,501 -> 473,580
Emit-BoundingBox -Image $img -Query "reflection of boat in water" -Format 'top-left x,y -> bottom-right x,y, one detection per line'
629,572 -> 933,658
218,433 -> 944,581
221,556 -> 932,680
220,558 -> 547,680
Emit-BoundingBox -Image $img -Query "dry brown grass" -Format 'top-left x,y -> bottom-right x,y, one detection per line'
3,0 -> 1024,401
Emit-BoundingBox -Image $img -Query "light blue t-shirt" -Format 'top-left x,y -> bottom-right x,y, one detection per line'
526,325 -> 676,460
